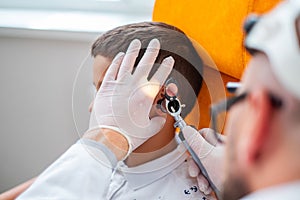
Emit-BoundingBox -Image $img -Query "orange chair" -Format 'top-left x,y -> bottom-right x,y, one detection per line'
153,0 -> 281,129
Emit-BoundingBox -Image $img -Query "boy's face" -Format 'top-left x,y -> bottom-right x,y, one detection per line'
89,55 -> 166,119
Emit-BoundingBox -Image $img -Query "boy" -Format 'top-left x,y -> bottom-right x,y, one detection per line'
16,22 -> 213,199
88,22 -> 212,199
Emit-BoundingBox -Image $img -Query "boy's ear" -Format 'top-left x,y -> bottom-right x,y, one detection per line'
157,85 -> 166,98
238,89 -> 273,168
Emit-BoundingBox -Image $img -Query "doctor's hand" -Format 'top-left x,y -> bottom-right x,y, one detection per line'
88,38 -> 174,156
183,127 -> 225,195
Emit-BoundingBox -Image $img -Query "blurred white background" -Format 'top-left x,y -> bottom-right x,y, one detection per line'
0,0 -> 155,193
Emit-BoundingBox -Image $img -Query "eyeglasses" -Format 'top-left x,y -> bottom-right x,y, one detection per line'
210,82 -> 283,144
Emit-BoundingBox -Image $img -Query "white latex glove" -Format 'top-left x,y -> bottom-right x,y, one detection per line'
182,127 -> 225,195
89,38 -> 174,154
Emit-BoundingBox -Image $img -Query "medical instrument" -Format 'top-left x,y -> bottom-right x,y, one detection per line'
160,79 -> 222,199
226,82 -> 241,93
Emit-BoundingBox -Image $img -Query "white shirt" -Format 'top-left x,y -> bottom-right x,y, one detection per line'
17,139 -> 116,200
107,141 -> 214,200
241,181 -> 300,200
17,139 -> 214,200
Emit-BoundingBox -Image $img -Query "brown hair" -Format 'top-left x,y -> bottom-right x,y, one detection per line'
91,21 -> 203,117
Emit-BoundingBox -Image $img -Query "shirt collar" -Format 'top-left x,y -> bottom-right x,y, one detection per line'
118,142 -> 188,190
241,181 -> 300,200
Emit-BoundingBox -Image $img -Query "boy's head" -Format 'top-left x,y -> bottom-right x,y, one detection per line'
91,21 -> 203,118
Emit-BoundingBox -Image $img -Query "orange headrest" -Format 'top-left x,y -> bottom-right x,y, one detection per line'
153,0 -> 281,129
153,0 -> 281,79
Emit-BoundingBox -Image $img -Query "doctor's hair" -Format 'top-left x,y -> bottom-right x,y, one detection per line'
91,21 -> 203,118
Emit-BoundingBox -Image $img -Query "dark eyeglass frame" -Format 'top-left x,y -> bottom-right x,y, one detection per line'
210,82 -> 283,144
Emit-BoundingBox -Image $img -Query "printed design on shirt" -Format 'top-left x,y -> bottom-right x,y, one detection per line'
184,185 -> 199,195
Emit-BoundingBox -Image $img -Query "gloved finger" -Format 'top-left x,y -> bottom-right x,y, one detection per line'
117,39 -> 141,79
136,56 -> 174,102
182,126 -> 214,159
165,82 -> 178,97
188,158 -> 200,177
197,174 -> 212,195
102,52 -> 125,82
182,126 -> 206,149
199,128 -> 226,146
150,56 -> 174,87
134,38 -> 160,78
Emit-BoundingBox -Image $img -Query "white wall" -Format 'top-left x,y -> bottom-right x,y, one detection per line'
0,29 -> 98,192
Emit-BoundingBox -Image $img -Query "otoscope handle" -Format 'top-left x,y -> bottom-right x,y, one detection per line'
173,115 -> 186,129
165,97 -> 222,199
178,131 -> 222,199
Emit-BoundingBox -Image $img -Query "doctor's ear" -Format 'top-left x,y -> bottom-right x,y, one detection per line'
239,89 -> 273,167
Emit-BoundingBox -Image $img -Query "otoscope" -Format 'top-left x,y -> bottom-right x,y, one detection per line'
162,79 -> 222,200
